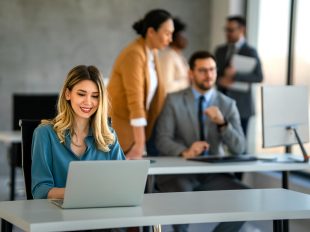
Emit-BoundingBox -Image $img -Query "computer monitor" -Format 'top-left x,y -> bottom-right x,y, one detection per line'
261,86 -> 309,162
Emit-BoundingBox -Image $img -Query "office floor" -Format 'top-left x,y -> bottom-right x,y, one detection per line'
0,153 -> 309,232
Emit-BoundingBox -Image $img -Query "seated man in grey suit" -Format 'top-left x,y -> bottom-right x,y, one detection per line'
155,51 -> 247,232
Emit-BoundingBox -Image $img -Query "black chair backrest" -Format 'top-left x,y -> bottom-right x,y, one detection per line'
20,119 -> 41,200
12,94 -> 58,167
13,94 -> 58,130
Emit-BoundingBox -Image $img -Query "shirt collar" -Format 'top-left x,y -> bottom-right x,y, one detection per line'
64,127 -> 93,146
233,36 -> 245,50
191,87 -> 214,103
146,46 -> 154,63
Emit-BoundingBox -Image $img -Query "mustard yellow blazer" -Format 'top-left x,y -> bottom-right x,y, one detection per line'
107,37 -> 166,152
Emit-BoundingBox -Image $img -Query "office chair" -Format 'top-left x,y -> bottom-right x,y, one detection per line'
20,119 -> 41,200
8,94 -> 58,200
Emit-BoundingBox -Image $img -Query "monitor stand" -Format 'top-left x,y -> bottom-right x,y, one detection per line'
287,126 -> 309,163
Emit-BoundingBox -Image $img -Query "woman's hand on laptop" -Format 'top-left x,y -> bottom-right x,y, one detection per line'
47,187 -> 65,199
181,141 -> 209,158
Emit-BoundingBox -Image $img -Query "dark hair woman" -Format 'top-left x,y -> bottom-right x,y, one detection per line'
107,9 -> 174,159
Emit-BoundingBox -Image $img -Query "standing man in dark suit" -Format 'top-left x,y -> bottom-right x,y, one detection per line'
215,16 -> 263,136
155,51 -> 247,232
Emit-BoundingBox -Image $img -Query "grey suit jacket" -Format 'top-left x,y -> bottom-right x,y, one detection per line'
155,88 -> 245,156
215,42 -> 263,118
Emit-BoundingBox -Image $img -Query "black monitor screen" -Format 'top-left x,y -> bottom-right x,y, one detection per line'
13,94 -> 59,130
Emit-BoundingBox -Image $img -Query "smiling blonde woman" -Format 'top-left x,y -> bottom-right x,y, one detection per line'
31,65 -> 125,200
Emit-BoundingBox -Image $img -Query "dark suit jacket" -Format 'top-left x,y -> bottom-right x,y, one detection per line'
155,88 -> 245,156
215,42 -> 263,118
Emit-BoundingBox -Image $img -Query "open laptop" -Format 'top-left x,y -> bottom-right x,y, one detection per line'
50,160 -> 150,209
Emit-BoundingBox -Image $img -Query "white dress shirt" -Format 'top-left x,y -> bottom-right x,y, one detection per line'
130,47 -> 158,127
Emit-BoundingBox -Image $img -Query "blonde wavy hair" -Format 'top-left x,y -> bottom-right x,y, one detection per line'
43,65 -> 114,152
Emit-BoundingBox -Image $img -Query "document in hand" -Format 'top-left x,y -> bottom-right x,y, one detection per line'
231,54 -> 257,73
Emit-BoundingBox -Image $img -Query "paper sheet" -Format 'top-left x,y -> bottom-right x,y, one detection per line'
231,54 -> 257,73
229,81 -> 250,92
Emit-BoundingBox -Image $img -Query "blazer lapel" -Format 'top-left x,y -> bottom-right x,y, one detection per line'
183,88 -> 199,140
153,49 -> 166,100
238,42 -> 248,55
144,51 -> 150,109
137,38 -> 150,109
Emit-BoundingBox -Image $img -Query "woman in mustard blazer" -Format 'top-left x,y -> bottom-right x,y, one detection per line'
107,9 -> 174,159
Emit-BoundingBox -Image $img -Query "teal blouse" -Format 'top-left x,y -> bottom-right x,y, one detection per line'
31,124 -> 125,199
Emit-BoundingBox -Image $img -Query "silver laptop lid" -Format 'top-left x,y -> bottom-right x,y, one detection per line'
61,160 -> 150,209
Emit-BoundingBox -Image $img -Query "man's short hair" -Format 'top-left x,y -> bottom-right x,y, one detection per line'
227,15 -> 246,27
188,51 -> 216,70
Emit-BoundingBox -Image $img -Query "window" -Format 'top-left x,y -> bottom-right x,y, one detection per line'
292,0 -> 310,157
254,0 -> 291,154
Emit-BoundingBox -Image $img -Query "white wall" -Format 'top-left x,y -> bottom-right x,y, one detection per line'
209,0 -> 245,53
0,0 -> 211,131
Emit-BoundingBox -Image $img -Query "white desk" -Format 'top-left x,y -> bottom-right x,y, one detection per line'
0,131 -> 22,200
146,155 -> 310,232
147,155 -> 310,175
0,131 -> 21,144
146,155 -> 310,207
1,189 -> 310,232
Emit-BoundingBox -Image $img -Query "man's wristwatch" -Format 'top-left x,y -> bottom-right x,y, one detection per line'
217,120 -> 228,129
